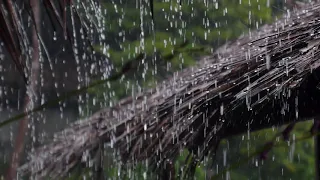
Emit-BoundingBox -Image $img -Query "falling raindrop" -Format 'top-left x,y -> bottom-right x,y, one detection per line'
266,54 -> 271,70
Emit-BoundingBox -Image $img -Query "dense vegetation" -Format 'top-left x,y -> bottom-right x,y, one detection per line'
91,0 -> 274,107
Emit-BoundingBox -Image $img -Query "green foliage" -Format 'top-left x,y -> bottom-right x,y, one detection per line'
215,121 -> 315,179
92,0 -> 275,107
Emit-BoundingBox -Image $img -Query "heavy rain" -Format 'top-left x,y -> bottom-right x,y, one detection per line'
0,0 -> 319,179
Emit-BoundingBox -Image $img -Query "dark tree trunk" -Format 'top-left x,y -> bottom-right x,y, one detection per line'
6,0 -> 40,179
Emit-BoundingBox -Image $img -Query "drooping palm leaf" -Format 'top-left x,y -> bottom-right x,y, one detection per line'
0,0 -> 96,84
0,0 -> 29,83
0,0 -> 164,84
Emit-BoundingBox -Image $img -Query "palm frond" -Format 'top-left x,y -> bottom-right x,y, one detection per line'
18,2 -> 320,179
0,0 -> 97,83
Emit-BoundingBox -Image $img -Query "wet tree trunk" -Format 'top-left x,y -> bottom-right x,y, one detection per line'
5,0 -> 40,179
